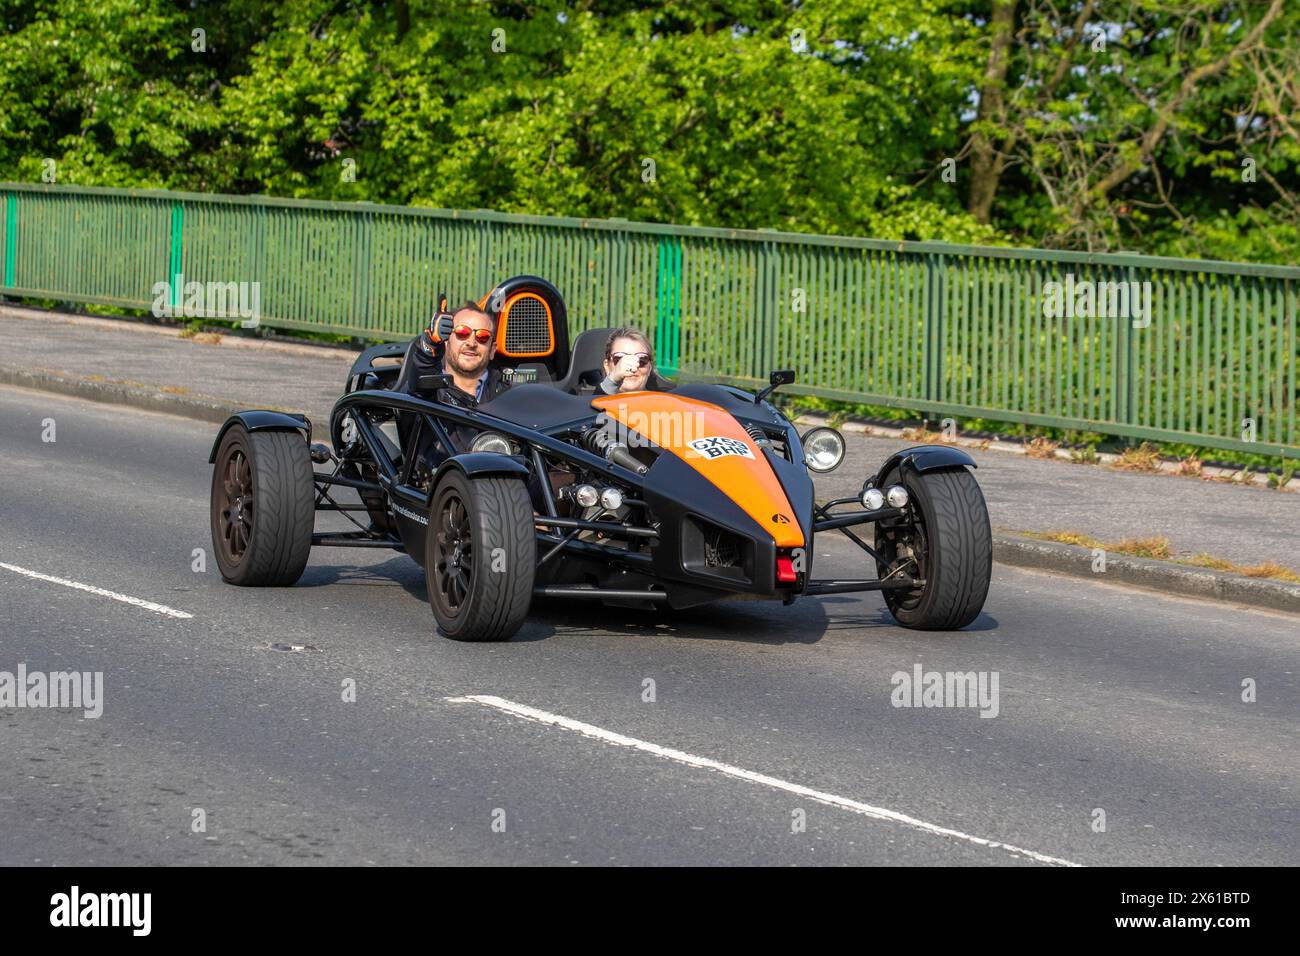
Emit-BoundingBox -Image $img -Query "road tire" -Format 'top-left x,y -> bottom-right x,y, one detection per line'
210,425 -> 314,586
427,469 -> 535,641
874,465 -> 991,630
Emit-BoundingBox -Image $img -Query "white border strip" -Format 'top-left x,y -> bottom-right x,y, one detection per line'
0,562 -> 193,620
447,694 -> 1080,867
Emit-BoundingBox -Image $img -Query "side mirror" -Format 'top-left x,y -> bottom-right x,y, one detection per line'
417,373 -> 454,392
755,369 -> 796,404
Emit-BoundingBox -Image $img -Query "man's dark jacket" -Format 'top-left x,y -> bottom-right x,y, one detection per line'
393,332 -> 512,463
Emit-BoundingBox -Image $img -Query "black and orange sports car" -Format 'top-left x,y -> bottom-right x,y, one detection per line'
207,276 -> 992,641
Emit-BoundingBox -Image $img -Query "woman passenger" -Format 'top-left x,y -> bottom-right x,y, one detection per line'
597,327 -> 673,394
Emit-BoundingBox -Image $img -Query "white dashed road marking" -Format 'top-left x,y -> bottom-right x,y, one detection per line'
0,562 -> 194,619
447,693 -> 1081,867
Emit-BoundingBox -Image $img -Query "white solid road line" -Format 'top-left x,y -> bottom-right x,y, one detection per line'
0,562 -> 193,620
447,693 -> 1082,867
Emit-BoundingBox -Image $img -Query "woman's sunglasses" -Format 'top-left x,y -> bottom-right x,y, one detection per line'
612,351 -> 652,368
453,325 -> 493,344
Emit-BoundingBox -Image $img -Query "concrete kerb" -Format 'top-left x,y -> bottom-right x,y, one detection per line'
993,532 -> 1300,615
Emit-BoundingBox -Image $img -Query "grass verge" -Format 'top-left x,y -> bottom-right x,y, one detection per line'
1022,530 -> 1300,583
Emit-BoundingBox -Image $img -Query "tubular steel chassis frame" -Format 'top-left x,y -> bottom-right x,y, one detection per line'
304,384 -> 974,604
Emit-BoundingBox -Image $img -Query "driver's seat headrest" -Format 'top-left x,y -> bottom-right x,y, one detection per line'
480,276 -> 567,364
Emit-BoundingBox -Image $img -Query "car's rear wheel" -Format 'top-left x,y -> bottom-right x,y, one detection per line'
427,469 -> 535,641
874,465 -> 990,630
210,425 -> 315,586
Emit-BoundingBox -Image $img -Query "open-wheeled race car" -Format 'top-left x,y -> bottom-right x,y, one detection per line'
208,276 -> 992,641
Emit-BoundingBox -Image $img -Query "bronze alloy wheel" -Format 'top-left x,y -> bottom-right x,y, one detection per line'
424,468 -> 536,641
208,424 -> 314,587
217,446 -> 255,564
431,488 -> 474,616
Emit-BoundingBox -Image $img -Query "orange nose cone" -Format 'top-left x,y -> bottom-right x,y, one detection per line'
592,393 -> 804,548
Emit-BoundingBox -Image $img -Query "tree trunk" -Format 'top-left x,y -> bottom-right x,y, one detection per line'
967,0 -> 1017,224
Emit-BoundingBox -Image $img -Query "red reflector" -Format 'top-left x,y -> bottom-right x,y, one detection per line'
776,556 -> 797,583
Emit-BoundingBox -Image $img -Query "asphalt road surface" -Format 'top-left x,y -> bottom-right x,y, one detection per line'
1,386 -> 1296,866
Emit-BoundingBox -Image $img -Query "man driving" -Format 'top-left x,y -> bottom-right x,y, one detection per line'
395,300 -> 512,405
394,300 -> 512,480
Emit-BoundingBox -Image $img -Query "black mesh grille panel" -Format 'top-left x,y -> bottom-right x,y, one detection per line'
502,294 -> 553,355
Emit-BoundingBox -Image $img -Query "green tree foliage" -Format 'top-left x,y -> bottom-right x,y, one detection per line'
958,0 -> 1300,260
1,0 -> 1296,262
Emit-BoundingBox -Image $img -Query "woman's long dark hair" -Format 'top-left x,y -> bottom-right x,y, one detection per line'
603,327 -> 674,391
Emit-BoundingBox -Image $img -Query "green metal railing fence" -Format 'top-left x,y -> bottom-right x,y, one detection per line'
1,183 -> 1296,458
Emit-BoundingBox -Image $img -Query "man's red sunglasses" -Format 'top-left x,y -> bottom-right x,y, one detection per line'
453,325 -> 493,344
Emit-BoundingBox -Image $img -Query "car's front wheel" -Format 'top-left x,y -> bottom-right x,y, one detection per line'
874,465 -> 991,630
426,469 -> 535,641
210,425 -> 314,586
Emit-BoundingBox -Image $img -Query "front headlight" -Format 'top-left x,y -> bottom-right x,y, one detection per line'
801,426 -> 845,473
886,484 -> 910,509
470,431 -> 517,456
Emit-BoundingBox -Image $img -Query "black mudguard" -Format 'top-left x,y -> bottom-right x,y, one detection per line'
873,444 -> 976,482
433,452 -> 531,484
208,411 -> 311,463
